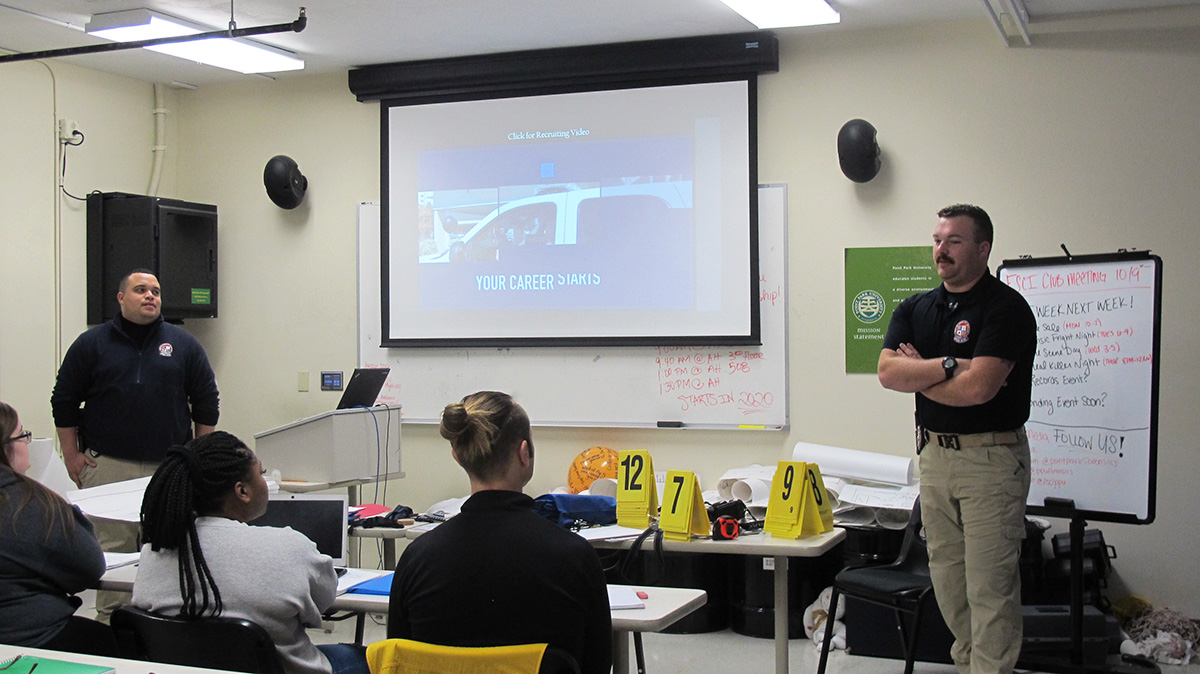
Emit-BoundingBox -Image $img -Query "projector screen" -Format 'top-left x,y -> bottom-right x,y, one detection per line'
381,77 -> 759,347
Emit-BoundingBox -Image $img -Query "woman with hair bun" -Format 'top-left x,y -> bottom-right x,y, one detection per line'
132,430 -> 367,674
387,391 -> 612,674
0,401 -> 116,655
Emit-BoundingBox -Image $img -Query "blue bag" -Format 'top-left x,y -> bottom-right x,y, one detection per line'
533,493 -> 617,528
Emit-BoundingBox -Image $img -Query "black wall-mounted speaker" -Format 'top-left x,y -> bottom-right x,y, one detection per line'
838,119 -> 881,183
264,155 -> 307,209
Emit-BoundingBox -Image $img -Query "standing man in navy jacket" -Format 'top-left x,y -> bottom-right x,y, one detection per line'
51,268 -> 219,619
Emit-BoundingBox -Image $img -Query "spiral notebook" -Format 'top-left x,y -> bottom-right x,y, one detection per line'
0,656 -> 113,674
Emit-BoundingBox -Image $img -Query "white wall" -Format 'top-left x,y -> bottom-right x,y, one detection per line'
3,17 -> 1198,615
0,60 -> 159,432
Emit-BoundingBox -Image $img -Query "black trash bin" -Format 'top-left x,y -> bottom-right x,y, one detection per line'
609,549 -> 732,633
730,543 -> 844,639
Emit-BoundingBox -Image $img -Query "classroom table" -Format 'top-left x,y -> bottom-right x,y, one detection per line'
349,525 -> 407,569
276,478 -> 406,568
0,644 -> 224,674
98,566 -> 705,674
402,522 -> 845,674
590,527 -> 846,674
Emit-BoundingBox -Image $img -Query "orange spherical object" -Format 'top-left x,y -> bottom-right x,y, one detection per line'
567,446 -> 619,494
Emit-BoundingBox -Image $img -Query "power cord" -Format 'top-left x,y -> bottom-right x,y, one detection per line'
59,129 -> 86,201
619,522 -> 665,587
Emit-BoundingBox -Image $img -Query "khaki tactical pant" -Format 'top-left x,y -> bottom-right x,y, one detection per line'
80,453 -> 160,622
918,428 -> 1030,674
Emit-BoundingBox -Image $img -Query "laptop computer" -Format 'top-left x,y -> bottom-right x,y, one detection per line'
252,493 -> 350,564
251,493 -> 387,592
336,368 -> 391,409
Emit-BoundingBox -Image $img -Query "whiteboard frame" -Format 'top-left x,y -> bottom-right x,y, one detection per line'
999,251 -> 1161,524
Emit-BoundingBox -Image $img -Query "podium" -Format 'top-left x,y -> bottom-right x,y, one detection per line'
253,406 -> 403,488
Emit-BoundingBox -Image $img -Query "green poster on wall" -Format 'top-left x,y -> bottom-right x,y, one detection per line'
845,246 -> 937,373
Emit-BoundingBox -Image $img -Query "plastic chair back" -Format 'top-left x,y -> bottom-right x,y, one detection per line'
111,606 -> 283,674
366,638 -> 580,674
889,495 -> 930,575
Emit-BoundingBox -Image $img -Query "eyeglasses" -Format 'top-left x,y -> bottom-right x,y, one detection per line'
5,431 -> 32,444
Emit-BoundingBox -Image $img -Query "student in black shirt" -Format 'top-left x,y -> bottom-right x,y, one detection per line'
388,391 -> 612,674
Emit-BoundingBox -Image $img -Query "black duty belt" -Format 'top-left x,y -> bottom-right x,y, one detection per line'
918,428 -> 1023,451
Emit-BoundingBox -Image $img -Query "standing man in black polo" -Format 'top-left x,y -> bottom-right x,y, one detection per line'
878,204 -> 1036,674
51,268 -> 219,619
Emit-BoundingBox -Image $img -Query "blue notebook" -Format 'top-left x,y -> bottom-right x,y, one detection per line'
346,571 -> 394,595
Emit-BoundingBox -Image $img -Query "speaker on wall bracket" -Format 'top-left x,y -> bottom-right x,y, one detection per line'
837,119 -> 881,183
264,155 -> 308,209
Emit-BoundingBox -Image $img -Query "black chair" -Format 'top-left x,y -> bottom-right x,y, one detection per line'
111,606 -> 284,674
817,496 -> 936,674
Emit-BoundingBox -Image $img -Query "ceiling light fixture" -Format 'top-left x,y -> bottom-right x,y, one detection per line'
0,7 -> 306,71
720,0 -> 840,28
85,8 -> 304,74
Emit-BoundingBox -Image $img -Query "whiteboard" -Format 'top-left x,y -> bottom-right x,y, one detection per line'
357,184 -> 789,429
998,253 -> 1161,524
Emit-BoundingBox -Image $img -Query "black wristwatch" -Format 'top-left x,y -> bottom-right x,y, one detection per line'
942,356 -> 958,380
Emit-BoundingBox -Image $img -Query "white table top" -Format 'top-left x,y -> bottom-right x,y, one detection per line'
0,644 -> 223,674
99,566 -> 705,634
589,526 -> 846,556
348,526 -> 408,539
401,521 -> 845,556
331,582 -> 705,632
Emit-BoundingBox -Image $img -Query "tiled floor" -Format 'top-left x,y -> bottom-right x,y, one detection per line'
320,607 -> 1196,674
81,589 -> 1198,674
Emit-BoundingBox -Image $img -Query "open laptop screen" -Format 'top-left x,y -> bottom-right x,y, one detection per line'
251,493 -> 349,565
336,368 -> 390,409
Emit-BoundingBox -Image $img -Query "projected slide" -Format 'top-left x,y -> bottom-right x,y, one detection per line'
415,135 -> 694,310
383,78 -> 755,345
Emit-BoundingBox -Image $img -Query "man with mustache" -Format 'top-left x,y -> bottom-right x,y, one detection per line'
878,204 -> 1036,674
51,268 -> 219,620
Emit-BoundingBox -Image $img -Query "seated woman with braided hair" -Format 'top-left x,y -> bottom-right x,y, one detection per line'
131,430 -> 368,674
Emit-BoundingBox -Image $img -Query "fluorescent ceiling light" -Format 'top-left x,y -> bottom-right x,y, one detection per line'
720,0 -> 840,28
86,8 -> 304,74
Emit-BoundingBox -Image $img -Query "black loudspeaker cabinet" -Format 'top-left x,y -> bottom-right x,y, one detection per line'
87,192 -> 217,324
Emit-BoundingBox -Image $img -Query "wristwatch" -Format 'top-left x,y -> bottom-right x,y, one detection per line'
942,356 -> 958,380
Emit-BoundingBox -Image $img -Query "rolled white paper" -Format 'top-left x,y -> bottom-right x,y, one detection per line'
792,442 -> 914,486
716,464 -> 776,501
875,508 -> 912,530
835,506 -> 877,526
730,478 -> 772,505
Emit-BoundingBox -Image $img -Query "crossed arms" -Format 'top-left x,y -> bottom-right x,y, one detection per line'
878,344 -> 1014,407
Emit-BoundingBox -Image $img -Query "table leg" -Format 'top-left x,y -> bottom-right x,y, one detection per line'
774,555 -> 788,674
348,485 -> 361,568
383,537 -> 397,570
613,630 -> 630,674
